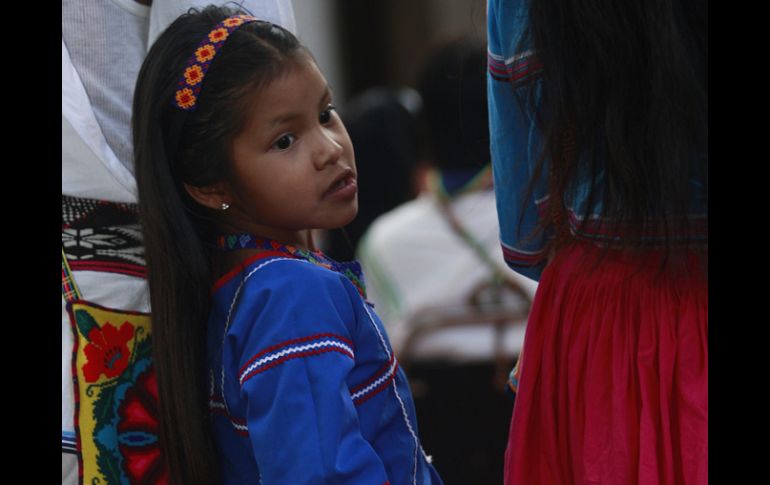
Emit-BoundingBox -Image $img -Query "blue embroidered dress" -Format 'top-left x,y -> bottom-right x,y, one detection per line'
206,239 -> 443,484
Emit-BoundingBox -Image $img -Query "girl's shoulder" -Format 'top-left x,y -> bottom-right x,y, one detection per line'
214,252 -> 337,290
213,252 -> 364,312
211,254 -> 364,350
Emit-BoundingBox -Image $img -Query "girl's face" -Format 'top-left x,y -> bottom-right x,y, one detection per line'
221,57 -> 357,247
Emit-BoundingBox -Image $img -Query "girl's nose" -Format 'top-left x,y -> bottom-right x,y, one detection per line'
312,128 -> 344,170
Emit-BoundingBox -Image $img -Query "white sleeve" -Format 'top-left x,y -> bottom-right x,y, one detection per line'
147,0 -> 297,47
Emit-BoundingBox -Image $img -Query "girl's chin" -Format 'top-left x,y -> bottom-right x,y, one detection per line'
331,205 -> 359,229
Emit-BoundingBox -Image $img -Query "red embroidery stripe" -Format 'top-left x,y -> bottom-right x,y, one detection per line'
487,54 -> 506,69
501,245 -> 545,262
510,58 -> 538,72
353,361 -> 399,406
493,59 -> 534,76
489,69 -> 542,84
239,333 -> 355,375
491,72 -> 514,82
209,399 -> 249,436
511,65 -> 543,82
490,62 -> 543,85
488,62 -> 510,76
350,354 -> 395,394
69,261 -> 147,278
501,247 -> 545,268
211,250 -> 292,293
241,347 -> 355,385
487,53 -> 542,74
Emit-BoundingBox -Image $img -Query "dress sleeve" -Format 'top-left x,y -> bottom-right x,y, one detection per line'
487,0 -> 550,281
228,261 -> 390,484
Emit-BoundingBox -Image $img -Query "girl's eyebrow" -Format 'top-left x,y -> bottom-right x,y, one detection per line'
268,112 -> 302,127
268,85 -> 332,128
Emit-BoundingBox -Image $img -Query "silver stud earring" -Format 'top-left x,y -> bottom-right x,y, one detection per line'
221,202 -> 230,211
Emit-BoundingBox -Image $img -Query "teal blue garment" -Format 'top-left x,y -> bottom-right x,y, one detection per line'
206,248 -> 443,484
486,0 -> 708,281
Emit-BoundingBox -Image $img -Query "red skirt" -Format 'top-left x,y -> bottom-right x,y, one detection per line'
505,242 -> 708,485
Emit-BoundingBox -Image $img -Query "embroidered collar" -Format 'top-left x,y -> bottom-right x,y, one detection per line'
215,233 -> 367,298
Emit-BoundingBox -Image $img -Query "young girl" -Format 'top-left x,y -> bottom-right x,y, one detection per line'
133,6 -> 443,485
487,0 -> 707,484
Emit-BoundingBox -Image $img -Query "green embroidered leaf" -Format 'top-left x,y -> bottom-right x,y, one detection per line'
89,371 -> 128,482
92,371 -> 124,429
95,441 -> 123,484
133,334 -> 152,361
76,309 -> 100,341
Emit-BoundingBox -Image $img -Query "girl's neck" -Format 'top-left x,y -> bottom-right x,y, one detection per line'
210,229 -> 318,283
217,221 -> 317,252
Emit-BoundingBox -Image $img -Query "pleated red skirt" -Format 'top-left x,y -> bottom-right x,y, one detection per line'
505,242 -> 708,485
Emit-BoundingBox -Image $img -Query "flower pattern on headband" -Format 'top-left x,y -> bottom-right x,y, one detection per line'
195,44 -> 216,63
209,28 -> 229,43
184,65 -> 204,86
175,88 -> 196,110
223,17 -> 247,27
174,14 -> 259,112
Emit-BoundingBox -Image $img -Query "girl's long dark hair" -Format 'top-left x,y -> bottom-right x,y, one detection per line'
518,0 -> 707,253
132,6 -> 304,484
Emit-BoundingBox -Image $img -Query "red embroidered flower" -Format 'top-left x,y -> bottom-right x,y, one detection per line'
118,368 -> 169,484
175,88 -> 196,110
82,322 -> 134,382
208,28 -> 229,43
195,44 -> 216,63
223,17 -> 246,27
183,65 -> 204,86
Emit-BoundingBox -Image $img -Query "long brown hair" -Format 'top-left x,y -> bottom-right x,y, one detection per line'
132,6 -> 306,484
516,0 -> 707,256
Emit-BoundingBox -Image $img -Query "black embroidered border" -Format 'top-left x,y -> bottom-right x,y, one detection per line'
62,195 -> 147,278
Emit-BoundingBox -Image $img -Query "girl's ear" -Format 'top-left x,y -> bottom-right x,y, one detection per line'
183,182 -> 231,211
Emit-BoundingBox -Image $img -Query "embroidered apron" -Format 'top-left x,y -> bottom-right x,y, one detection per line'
62,195 -> 166,484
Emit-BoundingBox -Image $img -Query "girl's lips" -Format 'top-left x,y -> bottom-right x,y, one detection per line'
324,175 -> 358,199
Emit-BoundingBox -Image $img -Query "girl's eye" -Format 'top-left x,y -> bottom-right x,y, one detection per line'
273,134 -> 296,151
320,105 -> 336,124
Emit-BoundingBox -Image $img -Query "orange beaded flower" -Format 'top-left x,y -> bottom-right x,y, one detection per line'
194,44 -> 216,63
223,17 -> 246,27
183,65 -> 204,86
175,88 -> 196,110
173,15 -> 258,112
208,28 -> 229,43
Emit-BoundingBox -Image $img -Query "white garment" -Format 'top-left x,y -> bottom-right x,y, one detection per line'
148,0 -> 296,46
357,188 -> 539,363
62,0 -> 150,176
61,2 -> 296,483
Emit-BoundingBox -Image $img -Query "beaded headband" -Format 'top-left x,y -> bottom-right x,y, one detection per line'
173,15 -> 259,111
